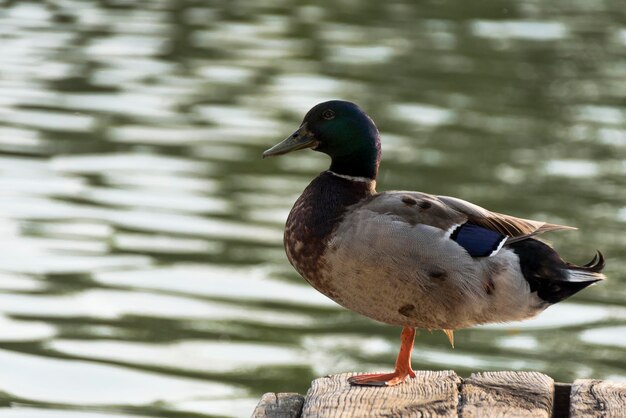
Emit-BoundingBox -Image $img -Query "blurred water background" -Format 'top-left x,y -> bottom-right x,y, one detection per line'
0,0 -> 625,417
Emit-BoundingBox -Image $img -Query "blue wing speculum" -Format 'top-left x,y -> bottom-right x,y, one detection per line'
449,222 -> 507,257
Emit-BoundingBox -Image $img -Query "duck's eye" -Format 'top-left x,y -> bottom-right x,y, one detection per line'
322,109 -> 335,120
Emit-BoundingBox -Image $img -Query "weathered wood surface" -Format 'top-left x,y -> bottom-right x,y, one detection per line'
301,371 -> 460,417
253,372 -> 626,417
570,379 -> 626,417
458,371 -> 554,417
252,392 -> 305,418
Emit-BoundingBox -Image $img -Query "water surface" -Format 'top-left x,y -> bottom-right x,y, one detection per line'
0,1 -> 625,417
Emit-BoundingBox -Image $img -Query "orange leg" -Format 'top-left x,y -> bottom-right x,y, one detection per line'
348,326 -> 416,387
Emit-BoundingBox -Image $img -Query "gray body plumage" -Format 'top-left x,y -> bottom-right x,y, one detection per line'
311,187 -> 543,329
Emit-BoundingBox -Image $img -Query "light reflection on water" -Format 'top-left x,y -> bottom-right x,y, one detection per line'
0,1 -> 625,417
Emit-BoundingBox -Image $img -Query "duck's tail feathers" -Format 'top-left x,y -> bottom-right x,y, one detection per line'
566,250 -> 606,282
510,240 -> 606,304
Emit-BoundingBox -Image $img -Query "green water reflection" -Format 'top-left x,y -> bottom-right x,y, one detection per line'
0,0 -> 624,417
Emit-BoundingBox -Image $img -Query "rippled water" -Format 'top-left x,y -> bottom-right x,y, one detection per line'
0,1 -> 625,417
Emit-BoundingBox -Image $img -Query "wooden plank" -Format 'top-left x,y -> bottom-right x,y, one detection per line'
570,379 -> 626,417
253,392 -> 305,418
301,371 -> 460,417
458,371 -> 554,417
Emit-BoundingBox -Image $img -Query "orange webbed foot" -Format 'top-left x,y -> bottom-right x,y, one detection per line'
348,326 -> 417,387
348,368 -> 416,387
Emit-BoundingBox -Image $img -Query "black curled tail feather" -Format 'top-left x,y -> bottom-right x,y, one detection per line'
569,250 -> 605,273
510,239 -> 605,304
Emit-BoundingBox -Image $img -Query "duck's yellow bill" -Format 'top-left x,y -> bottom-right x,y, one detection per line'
262,123 -> 318,158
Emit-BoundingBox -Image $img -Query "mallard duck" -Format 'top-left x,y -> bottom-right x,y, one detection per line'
263,100 -> 605,387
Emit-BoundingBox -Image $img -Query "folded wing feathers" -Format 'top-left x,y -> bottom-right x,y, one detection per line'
437,195 -> 576,240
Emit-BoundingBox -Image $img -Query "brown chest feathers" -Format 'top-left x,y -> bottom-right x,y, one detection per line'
284,172 -> 375,291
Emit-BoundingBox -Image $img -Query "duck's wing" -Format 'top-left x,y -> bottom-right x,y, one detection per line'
359,191 -> 575,257
435,195 -> 576,243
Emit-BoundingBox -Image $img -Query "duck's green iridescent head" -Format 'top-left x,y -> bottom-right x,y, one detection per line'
263,100 -> 381,179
